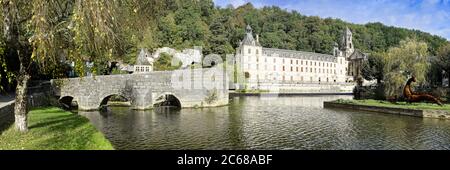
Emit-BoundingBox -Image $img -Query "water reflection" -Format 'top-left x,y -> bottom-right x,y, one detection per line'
79,95 -> 450,150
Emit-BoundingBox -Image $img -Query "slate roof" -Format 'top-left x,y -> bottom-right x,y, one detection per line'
262,48 -> 337,62
349,50 -> 367,60
241,25 -> 261,46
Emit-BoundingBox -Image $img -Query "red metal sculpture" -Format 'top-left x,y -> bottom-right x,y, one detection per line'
403,76 -> 443,106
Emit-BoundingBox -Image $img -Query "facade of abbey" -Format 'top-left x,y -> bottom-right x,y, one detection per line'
235,25 -> 366,92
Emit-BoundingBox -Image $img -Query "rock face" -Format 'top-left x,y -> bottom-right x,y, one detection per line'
151,47 -> 202,68
51,68 -> 229,111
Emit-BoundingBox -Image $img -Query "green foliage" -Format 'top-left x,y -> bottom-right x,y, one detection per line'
383,38 -> 430,97
362,52 -> 384,84
2,0 -> 448,87
111,68 -> 127,75
437,43 -> 450,86
153,53 -> 182,71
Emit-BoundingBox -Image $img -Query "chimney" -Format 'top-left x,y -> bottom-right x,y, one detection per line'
256,34 -> 259,43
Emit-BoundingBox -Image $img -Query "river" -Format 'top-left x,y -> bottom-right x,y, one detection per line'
79,95 -> 450,150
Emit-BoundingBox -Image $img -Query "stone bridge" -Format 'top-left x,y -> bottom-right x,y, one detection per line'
51,68 -> 229,111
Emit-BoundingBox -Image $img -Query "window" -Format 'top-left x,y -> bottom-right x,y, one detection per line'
296,67 -> 299,72
274,58 -> 276,63
265,58 -> 267,62
283,76 -> 285,81
296,60 -> 299,65
291,67 -> 293,71
256,57 -> 259,62
301,67 -> 303,72
301,60 -> 303,65
283,66 -> 285,71
291,60 -> 293,64
291,76 -> 293,81
274,66 -> 276,71
283,59 -> 285,64
256,49 -> 259,54
301,76 -> 304,82
305,67 -> 308,72
310,68 -> 312,72
256,64 -> 259,70
248,49 -> 251,54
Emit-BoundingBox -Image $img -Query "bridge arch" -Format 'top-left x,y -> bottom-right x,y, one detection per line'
99,94 -> 130,108
59,96 -> 76,109
153,92 -> 182,108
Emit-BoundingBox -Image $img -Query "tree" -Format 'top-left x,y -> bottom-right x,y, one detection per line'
383,38 -> 430,97
1,0 -> 121,132
437,43 -> 450,87
70,0 -> 124,76
153,53 -> 182,71
209,13 -> 234,57
362,52 -> 384,84
2,0 -> 72,131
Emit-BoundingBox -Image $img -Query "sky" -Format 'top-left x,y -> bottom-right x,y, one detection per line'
214,0 -> 450,40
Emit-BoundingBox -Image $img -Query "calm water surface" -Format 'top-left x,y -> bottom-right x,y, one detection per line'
79,95 -> 450,150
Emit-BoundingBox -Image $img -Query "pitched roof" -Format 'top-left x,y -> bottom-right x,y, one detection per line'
136,48 -> 151,65
241,25 -> 260,46
349,50 -> 367,60
262,48 -> 337,62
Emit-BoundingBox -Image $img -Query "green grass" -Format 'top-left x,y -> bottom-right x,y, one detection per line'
0,107 -> 114,150
334,99 -> 450,111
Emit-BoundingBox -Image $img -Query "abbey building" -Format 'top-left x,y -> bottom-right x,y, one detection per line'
235,25 -> 366,92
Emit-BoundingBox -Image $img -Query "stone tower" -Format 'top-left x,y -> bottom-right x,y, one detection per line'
341,27 -> 354,58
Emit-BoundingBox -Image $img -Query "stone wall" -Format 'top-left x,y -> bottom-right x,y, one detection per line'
0,101 -> 14,131
52,68 -> 229,111
324,101 -> 450,119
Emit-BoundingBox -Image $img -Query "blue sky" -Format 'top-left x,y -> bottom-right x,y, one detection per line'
214,0 -> 450,40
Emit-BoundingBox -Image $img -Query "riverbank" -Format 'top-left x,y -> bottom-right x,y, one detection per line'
0,107 -> 114,150
324,99 -> 450,119
230,91 -> 352,97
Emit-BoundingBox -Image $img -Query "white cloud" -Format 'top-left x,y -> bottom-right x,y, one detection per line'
214,0 -> 450,40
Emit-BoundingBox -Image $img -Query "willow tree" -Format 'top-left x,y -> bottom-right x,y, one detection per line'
1,0 -> 74,132
383,38 -> 429,97
437,43 -> 450,87
1,0 -> 122,132
70,0 -> 124,75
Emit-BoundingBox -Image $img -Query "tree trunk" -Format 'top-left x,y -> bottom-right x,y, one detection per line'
14,72 -> 30,132
3,0 -> 32,132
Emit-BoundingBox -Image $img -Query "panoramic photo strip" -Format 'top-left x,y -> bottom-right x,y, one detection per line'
1,0 -> 450,169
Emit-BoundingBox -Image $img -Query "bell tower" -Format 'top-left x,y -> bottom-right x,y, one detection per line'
341,27 -> 354,58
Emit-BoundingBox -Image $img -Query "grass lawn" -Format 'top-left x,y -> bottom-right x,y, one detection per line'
334,99 -> 450,111
0,107 -> 114,150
